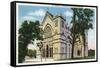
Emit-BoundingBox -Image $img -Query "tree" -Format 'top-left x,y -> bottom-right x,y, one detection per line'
76,8 -> 93,57
70,8 -> 79,59
27,49 -> 36,58
18,20 -> 43,63
70,8 -> 94,58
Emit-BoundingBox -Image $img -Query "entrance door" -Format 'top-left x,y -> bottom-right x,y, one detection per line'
50,47 -> 53,57
46,45 -> 53,58
46,45 -> 49,57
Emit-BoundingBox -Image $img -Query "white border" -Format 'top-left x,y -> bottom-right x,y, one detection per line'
16,2 -> 97,65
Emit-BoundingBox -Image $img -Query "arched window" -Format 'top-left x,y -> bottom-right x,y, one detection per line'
44,25 -> 52,38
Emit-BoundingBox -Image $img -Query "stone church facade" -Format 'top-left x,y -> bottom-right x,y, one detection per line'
38,11 -> 88,60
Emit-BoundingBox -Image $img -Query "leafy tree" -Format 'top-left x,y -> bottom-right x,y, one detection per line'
70,8 -> 79,59
27,49 -> 36,58
76,8 -> 93,57
18,20 -> 43,63
70,8 -> 94,58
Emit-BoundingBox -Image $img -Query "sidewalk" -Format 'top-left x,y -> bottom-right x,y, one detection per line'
24,58 -> 54,63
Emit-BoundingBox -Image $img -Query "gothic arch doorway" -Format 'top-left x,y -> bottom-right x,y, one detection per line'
45,44 -> 53,58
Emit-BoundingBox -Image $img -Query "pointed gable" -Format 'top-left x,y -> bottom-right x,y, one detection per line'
46,11 -> 53,18
41,11 -> 53,26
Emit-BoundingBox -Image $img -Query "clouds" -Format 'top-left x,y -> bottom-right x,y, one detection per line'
28,9 -> 46,16
64,10 -> 73,24
21,9 -> 46,22
64,10 -> 73,17
22,16 -> 36,21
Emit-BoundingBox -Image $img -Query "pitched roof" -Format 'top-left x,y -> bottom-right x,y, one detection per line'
41,11 -> 66,25
46,11 -> 53,18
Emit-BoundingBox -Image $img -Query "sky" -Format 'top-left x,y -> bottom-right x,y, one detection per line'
18,3 -> 96,50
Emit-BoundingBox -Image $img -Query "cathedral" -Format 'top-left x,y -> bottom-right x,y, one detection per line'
37,11 -> 88,60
